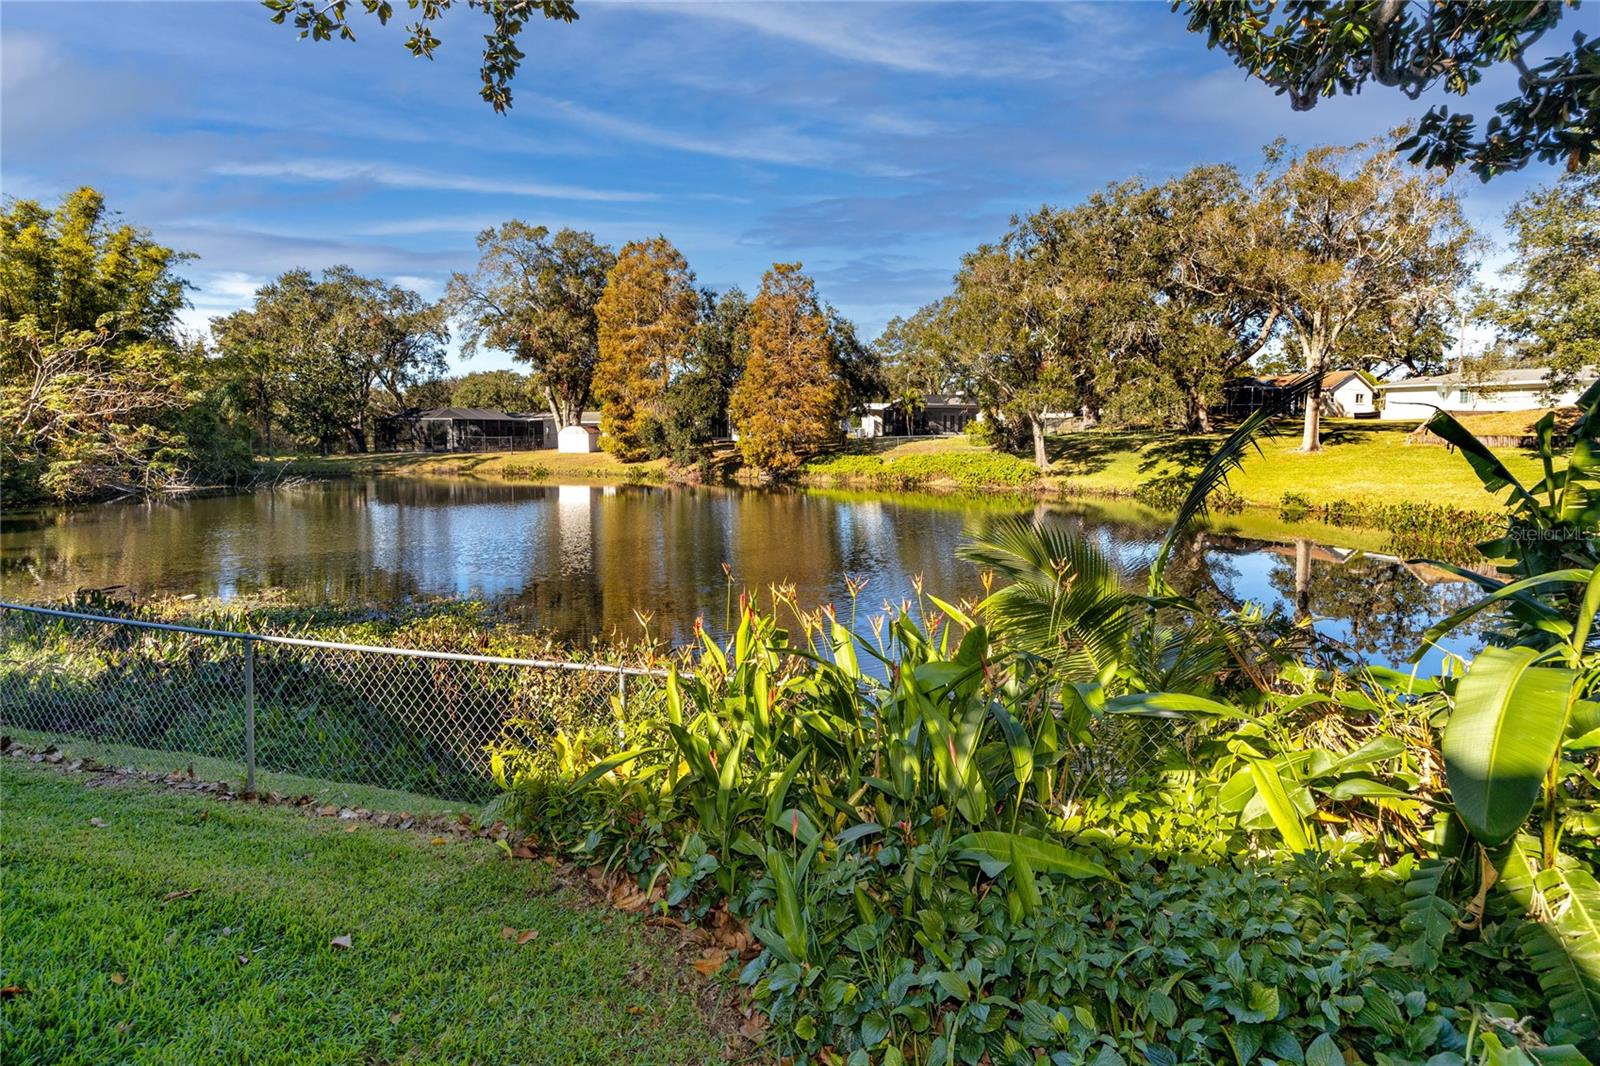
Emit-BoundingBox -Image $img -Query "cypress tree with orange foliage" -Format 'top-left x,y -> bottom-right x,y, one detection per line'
594,236 -> 699,461
728,262 -> 842,476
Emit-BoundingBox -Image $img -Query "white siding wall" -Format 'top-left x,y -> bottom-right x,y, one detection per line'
1328,379 -> 1377,416
1379,383 -> 1582,420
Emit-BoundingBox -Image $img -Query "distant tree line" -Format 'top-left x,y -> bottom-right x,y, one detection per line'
3,143 -> 1594,500
875,136 -> 1594,466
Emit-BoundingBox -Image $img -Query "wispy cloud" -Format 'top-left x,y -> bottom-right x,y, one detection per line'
213,160 -> 658,203
529,95 -> 843,168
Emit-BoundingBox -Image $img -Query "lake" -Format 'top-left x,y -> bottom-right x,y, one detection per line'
0,478 -> 1482,670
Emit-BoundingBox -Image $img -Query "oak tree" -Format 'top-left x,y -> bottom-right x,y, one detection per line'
447,223 -> 615,428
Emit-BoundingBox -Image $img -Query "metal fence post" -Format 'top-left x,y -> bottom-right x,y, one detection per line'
244,639 -> 257,793
617,669 -> 628,713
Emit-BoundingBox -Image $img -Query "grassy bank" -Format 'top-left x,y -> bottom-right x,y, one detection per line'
265,449 -> 668,484
1048,418 -> 1543,512
0,760 -> 722,1064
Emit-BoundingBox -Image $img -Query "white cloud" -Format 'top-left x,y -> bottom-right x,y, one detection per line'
213,160 -> 658,203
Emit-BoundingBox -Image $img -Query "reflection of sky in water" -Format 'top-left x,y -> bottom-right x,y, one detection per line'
1,478 -> 1488,670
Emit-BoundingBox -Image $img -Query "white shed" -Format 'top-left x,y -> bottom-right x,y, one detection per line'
557,424 -> 598,453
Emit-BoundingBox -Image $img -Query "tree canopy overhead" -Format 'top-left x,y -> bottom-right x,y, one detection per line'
1177,0 -> 1599,179
263,0 -> 578,112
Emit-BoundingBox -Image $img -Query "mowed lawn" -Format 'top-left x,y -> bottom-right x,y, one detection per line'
1046,418 -> 1545,511
0,761 -> 722,1065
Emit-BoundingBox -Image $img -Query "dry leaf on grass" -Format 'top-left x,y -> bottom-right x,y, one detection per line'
110,972 -> 125,986
429,837 -> 447,846
161,888 -> 199,904
500,926 -> 518,940
691,951 -> 729,977
329,934 -> 352,950
0,985 -> 28,1000
389,1011 -> 403,1024
89,818 -> 106,828
515,929 -> 538,945
738,1013 -> 768,1042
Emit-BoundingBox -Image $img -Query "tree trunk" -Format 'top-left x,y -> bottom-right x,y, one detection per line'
1299,340 -> 1327,452
1184,385 -> 1211,434
1030,414 -> 1049,471
1293,538 -> 1313,622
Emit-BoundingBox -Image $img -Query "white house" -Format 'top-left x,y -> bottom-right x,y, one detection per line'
1377,367 -> 1587,421
1219,370 -> 1378,419
1319,371 -> 1378,418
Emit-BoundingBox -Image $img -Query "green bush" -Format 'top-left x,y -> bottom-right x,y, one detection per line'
802,450 -> 1039,490
491,604 -> 1567,1062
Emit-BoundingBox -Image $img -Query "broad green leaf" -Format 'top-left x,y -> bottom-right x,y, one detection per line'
572,747 -> 650,789
1246,757 -> 1311,852
1105,691 -> 1242,718
950,830 -> 1111,880
1443,647 -> 1577,845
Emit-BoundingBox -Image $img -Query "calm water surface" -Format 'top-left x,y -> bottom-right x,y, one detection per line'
1,478 -> 1481,670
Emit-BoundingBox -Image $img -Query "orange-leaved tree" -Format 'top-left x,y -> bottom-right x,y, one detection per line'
728,262 -> 842,476
593,236 -> 698,461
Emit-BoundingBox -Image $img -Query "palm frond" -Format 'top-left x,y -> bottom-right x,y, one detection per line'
960,514 -> 1135,674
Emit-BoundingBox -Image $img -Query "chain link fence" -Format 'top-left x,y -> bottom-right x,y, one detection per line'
1,602 -> 1179,806
0,602 -> 663,802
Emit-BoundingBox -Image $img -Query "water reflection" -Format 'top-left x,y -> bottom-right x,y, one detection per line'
1,478 -> 1484,669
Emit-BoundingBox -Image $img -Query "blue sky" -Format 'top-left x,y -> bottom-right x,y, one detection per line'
4,1 -> 1593,371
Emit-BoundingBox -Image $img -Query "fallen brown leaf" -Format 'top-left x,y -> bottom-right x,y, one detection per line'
515,929 -> 538,945
626,1005 -> 643,1015
389,1011 -> 403,1024
329,934 -> 352,950
429,837 -> 446,846
500,926 -> 518,940
691,950 -> 729,977
0,985 -> 28,1000
110,972 -> 125,986
738,1013 -> 768,1042
161,888 -> 200,904
316,804 -> 337,817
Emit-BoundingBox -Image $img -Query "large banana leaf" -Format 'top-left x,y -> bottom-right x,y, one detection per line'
1497,838 -> 1600,1054
1443,647 -> 1578,845
1423,409 -> 1539,512
950,830 -> 1111,880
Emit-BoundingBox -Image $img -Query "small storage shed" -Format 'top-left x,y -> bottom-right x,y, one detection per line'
557,424 -> 598,454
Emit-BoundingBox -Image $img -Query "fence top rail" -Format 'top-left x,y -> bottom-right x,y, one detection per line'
0,601 -> 671,678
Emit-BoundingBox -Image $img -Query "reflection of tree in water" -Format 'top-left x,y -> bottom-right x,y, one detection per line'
1262,548 -> 1489,662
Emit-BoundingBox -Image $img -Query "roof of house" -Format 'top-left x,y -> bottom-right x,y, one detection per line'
1228,370 -> 1370,391
1376,366 -> 1560,391
413,407 -> 544,421
1261,370 -> 1370,391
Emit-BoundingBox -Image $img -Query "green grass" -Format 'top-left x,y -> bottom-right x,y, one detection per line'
265,450 -> 667,484
1049,419 -> 1541,513
2,729 -> 470,816
0,760 -> 723,1064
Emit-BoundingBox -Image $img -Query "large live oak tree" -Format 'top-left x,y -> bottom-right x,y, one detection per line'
446,222 -> 616,428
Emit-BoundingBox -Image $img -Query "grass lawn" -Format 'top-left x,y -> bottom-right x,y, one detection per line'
0,760 -> 724,1064
266,449 -> 667,483
1048,419 -> 1540,512
1,728 -> 471,816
